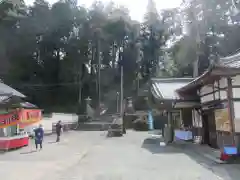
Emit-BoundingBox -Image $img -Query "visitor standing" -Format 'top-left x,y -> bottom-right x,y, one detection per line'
56,120 -> 63,142
122,112 -> 126,134
34,124 -> 44,150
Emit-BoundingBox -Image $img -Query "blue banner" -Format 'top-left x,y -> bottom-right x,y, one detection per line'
148,111 -> 154,130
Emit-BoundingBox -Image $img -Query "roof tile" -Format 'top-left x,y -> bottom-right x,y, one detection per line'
151,78 -> 193,100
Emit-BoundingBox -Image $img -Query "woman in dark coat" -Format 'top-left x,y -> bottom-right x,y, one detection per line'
34,124 -> 44,150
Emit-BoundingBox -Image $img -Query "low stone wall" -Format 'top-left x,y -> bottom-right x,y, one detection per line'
24,113 -> 78,135
76,121 -> 113,131
52,122 -> 77,133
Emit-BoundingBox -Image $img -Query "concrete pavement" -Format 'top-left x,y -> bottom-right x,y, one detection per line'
0,131 -> 104,180
1,130 -> 240,180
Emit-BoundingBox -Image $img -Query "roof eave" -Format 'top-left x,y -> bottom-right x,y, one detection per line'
176,67 -> 213,93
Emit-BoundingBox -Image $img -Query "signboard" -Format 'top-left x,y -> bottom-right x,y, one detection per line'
215,108 -> 231,132
19,109 -> 42,128
0,111 -> 20,128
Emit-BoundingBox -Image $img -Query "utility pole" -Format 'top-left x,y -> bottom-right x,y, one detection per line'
78,68 -> 82,108
194,6 -> 201,143
188,0 -> 201,144
96,33 -> 101,109
120,65 -> 123,115
116,92 -> 119,113
136,40 -> 141,95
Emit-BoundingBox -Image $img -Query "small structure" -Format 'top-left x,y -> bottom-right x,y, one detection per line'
150,78 -> 199,140
176,52 -> 240,150
0,82 -> 25,137
0,82 -> 42,150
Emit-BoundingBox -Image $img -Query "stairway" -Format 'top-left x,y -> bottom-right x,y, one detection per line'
76,115 -> 114,131
76,91 -> 119,131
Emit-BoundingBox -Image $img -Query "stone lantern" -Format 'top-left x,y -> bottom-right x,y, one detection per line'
126,97 -> 135,114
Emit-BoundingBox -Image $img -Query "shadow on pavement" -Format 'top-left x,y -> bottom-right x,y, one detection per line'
0,147 -> 28,154
48,141 -> 57,144
20,150 -> 37,154
181,147 -> 240,180
141,137 -> 182,154
142,137 -> 240,180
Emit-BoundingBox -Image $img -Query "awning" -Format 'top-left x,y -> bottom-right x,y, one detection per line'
10,102 -> 38,109
20,102 -> 37,108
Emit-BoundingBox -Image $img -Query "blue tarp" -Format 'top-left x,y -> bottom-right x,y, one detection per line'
148,111 -> 154,130
174,130 -> 193,140
223,146 -> 238,155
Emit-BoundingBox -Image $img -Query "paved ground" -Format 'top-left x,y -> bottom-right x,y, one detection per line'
0,131 -> 240,180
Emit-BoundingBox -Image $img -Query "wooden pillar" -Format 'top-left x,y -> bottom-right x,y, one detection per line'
217,80 -> 220,100
168,111 -> 171,127
227,77 -> 235,144
167,111 -> 174,142
197,89 -> 202,143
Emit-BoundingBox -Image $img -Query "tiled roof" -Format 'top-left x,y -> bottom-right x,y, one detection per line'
0,82 -> 25,98
151,78 -> 193,100
176,70 -> 211,93
219,52 -> 240,68
0,96 -> 10,103
176,52 -> 240,93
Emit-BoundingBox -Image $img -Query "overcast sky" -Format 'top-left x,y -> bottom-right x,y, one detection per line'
24,0 -> 182,21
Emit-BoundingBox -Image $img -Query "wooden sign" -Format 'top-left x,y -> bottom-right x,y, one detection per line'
215,108 -> 231,132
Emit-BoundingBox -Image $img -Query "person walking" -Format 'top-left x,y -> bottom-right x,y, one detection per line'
34,124 -> 44,150
56,120 -> 63,142
122,112 -> 126,134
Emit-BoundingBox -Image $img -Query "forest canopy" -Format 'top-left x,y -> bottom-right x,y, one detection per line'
1,0 -> 240,112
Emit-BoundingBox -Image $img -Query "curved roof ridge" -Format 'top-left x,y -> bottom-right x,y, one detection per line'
220,51 -> 240,63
